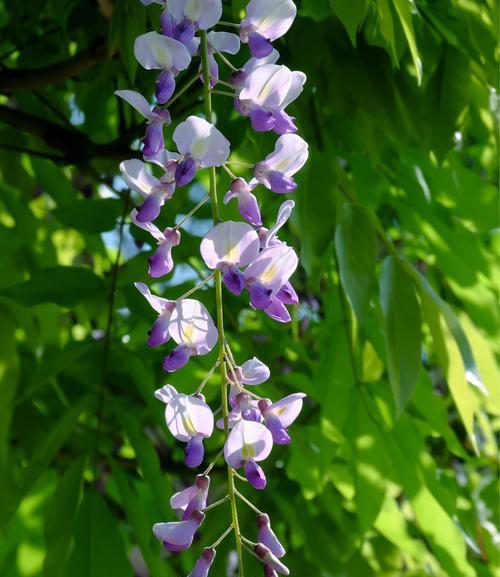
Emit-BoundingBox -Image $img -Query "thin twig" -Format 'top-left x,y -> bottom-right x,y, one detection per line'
203,495 -> 230,513
92,191 -> 130,478
218,21 -> 240,28
164,73 -> 201,108
195,359 -> 221,395
203,447 -> 224,476
222,164 -> 237,180
213,47 -> 239,72
210,89 -> 236,98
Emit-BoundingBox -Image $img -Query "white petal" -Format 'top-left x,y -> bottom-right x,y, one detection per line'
281,71 -> 306,108
169,299 -> 218,353
115,90 -> 155,120
134,32 -> 191,71
154,384 -> 179,403
269,393 -> 306,428
165,394 -> 214,441
200,221 -> 260,269
224,420 -> 273,468
168,0 -> 222,29
134,282 -> 173,314
265,199 -> 295,247
245,0 -> 297,41
240,357 -> 270,385
173,115 -> 230,167
120,159 -> 162,197
264,134 -> 308,176
243,245 -> 298,293
239,64 -> 292,109
208,31 -> 240,54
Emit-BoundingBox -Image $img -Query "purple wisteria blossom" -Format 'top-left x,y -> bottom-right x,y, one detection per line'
240,0 -> 297,58
120,1 -> 306,574
224,420 -> 273,489
155,384 -> 214,467
170,475 -> 210,519
235,63 -> 306,134
153,510 -> 205,551
115,90 -> 171,156
173,115 -> 230,186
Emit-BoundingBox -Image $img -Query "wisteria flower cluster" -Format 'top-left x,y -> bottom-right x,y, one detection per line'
117,0 -> 307,574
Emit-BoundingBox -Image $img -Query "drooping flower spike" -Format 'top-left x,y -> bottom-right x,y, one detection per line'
121,1 -> 306,573
240,0 -> 297,58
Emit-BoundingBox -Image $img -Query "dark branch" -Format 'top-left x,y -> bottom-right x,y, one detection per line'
0,40 -> 108,93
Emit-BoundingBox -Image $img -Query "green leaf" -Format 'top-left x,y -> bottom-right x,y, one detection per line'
425,45 -> 470,161
44,457 -> 86,577
376,0 -> 398,63
0,304 -> 19,466
1,266 -> 105,307
392,0 -> 422,84
53,198 -> 122,233
109,0 -> 146,83
329,0 -> 369,45
335,203 -> 377,323
116,406 -> 171,520
379,256 -> 421,413
65,489 -> 134,577
109,459 -> 171,577
30,158 -> 77,205
295,149 -> 339,277
0,400 -> 87,528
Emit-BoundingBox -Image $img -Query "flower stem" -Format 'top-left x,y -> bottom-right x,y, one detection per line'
210,523 -> 234,549
203,495 -> 230,513
165,73 -> 201,108
222,164 -> 237,179
235,489 -> 263,515
210,89 -> 236,98
213,47 -> 239,72
201,29 -> 245,577
178,272 -> 214,300
195,359 -> 220,395
174,194 -> 210,231
218,20 -> 240,28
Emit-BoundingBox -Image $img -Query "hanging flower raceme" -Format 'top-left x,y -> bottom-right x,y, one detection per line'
120,0 -> 306,574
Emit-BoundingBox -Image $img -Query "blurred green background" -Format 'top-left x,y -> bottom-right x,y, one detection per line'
0,0 -> 498,576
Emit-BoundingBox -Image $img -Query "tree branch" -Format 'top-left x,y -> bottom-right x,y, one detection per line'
0,40 -> 108,93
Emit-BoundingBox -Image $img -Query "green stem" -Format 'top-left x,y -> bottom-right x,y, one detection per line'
200,29 -> 245,577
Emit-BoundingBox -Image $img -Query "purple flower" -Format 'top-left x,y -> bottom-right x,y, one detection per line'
153,510 -> 205,551
236,64 -> 306,134
170,475 -> 210,519
254,543 -> 290,576
173,116 -> 230,186
259,393 -> 305,444
259,200 -> 295,249
240,0 -> 297,59
224,420 -> 273,489
254,134 -> 308,193
163,299 -> 219,371
155,384 -> 214,467
160,9 -> 200,55
121,159 -> 176,222
228,357 -> 270,386
205,31 -> 240,86
168,0 -> 223,31
217,391 -> 262,429
187,547 -> 216,577
115,90 -> 172,156
257,514 -> 286,558
223,178 -> 261,226
135,282 -> 176,346
131,210 -> 181,277
243,244 -> 298,322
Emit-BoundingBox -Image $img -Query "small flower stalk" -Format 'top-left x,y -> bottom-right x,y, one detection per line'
118,1 -> 307,574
